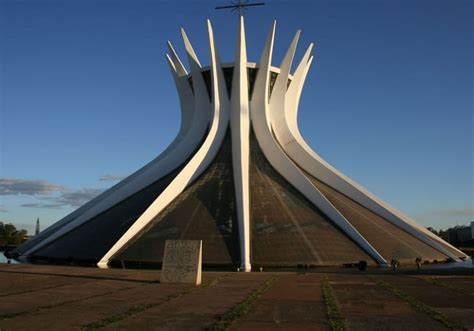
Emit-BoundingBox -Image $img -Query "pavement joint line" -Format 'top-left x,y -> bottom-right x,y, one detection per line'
366,275 -> 468,331
80,273 -> 231,331
418,276 -> 474,297
0,269 -> 157,284
211,273 -> 279,331
0,283 -> 147,321
0,278 -> 103,298
321,274 -> 346,331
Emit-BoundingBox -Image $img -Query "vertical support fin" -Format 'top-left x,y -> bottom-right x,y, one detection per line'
166,53 -> 194,139
207,20 -> 229,109
283,50 -> 313,142
167,41 -> 188,77
181,28 -> 210,110
270,30 -> 300,104
292,43 -> 313,79
180,28 -> 202,67
269,30 -> 300,138
230,16 -> 251,272
252,21 -> 276,130
166,54 -> 177,73
286,43 -> 313,130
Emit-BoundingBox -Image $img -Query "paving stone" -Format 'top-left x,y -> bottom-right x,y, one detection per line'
426,276 -> 474,295
0,270 -> 225,331
231,273 -> 329,330
234,321 -> 326,330
0,272 -> 91,297
380,275 -> 474,330
0,282 -> 190,330
0,279 -> 140,317
104,273 -> 271,330
0,264 -> 162,282
0,264 -> 472,331
330,274 -> 449,331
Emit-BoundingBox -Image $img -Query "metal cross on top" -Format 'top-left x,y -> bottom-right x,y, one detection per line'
215,0 -> 265,16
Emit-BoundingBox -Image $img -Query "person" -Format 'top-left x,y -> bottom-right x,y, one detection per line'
415,257 -> 422,270
390,258 -> 399,271
358,260 -> 367,271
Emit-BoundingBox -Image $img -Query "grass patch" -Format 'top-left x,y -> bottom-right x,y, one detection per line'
321,274 -> 346,331
368,275 -> 467,331
81,275 -> 225,330
211,273 -> 278,331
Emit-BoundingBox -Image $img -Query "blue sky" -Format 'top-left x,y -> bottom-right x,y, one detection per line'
0,0 -> 472,233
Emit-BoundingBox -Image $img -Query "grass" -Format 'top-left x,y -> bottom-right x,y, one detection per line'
367,275 -> 467,331
211,273 -> 279,331
81,275 -> 225,330
321,274 -> 346,331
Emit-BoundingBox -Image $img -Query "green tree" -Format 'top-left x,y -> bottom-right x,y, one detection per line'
438,229 -> 449,241
0,222 -> 28,245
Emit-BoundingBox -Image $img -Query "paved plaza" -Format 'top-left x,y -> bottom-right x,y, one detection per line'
0,264 -> 473,330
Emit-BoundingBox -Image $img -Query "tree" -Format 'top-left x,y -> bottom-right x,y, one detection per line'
0,222 -> 28,246
437,229 -> 449,241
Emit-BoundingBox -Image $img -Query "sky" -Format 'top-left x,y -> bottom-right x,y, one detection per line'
0,0 -> 472,233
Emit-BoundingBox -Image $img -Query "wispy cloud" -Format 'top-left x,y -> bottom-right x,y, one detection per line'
1,177 -> 105,210
0,178 -> 63,196
55,188 -> 103,207
0,205 -> 7,213
21,188 -> 104,209
99,175 -> 126,182
21,203 -> 64,209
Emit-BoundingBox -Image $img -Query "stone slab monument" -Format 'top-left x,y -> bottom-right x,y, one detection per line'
160,240 -> 202,285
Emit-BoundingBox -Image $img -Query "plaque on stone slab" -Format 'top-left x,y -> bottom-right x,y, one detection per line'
160,240 -> 202,285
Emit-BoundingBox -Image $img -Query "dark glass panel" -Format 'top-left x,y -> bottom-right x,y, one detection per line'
31,167 -> 183,265
306,175 -> 449,263
112,130 -> 240,267
249,130 -> 373,266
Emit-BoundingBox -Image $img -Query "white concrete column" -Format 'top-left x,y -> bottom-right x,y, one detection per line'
230,17 -> 251,272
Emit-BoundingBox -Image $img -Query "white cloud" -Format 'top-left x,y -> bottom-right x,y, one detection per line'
56,188 -> 104,207
21,188 -> 104,209
1,177 -> 105,210
21,202 -> 64,209
0,178 -> 63,196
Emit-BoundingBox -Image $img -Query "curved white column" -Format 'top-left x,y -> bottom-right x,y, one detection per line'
270,37 -> 466,261
22,37 -> 211,257
230,17 -> 251,272
21,47 -> 207,258
98,20 -> 231,268
249,21 -> 387,265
